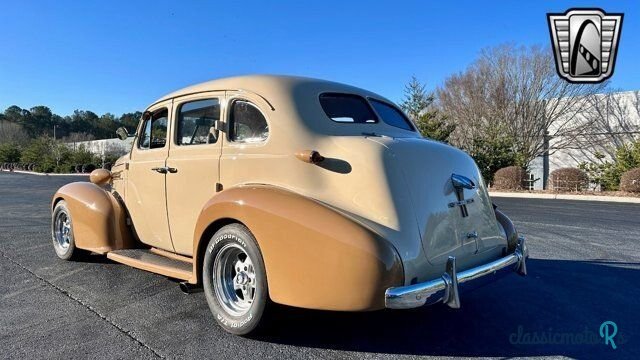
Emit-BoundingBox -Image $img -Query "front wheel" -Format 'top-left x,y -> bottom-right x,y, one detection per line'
202,223 -> 269,335
51,200 -> 83,260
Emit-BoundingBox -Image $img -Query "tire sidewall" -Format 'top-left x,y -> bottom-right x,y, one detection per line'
51,201 -> 76,260
203,224 -> 268,335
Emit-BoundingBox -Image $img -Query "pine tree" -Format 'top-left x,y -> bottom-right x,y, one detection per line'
399,77 -> 455,142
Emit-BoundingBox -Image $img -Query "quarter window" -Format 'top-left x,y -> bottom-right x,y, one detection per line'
138,108 -> 168,149
229,100 -> 269,143
369,98 -> 415,131
319,93 -> 378,123
176,99 -> 220,145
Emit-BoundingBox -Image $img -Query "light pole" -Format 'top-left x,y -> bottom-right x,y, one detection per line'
543,131 -> 550,190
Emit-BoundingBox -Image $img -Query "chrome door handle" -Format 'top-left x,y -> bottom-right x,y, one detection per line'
151,166 -> 177,174
151,167 -> 168,174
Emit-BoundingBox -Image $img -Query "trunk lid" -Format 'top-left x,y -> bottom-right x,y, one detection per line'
370,137 -> 506,268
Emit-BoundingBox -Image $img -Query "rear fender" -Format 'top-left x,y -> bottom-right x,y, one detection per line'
192,185 -> 404,311
52,182 -> 134,254
495,207 -> 518,252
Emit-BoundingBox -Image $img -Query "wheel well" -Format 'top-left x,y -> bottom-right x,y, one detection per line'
195,218 -> 242,284
52,197 -> 64,211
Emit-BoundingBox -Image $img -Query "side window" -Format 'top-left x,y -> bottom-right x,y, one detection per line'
176,99 -> 220,145
138,108 -> 168,149
229,100 -> 268,143
369,98 -> 415,131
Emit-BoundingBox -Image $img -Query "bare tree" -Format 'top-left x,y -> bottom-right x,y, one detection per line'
437,44 -> 606,167
61,132 -> 96,151
580,91 -> 640,154
0,120 -> 29,144
556,90 -> 640,173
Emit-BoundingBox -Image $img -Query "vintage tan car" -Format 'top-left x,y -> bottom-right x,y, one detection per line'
51,75 -> 527,335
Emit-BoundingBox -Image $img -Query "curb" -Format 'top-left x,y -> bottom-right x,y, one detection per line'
0,170 -> 89,177
489,191 -> 640,204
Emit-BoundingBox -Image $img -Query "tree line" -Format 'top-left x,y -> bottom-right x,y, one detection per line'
1,44 -> 639,185
0,106 -> 141,173
400,44 -> 640,189
0,105 -> 141,143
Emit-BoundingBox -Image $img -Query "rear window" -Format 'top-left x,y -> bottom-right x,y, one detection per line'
369,98 -> 415,131
319,93 -> 378,124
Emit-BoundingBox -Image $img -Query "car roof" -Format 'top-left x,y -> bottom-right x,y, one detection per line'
151,74 -> 392,108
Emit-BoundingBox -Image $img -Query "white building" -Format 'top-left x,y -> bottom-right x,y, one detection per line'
529,91 -> 640,190
66,137 -> 134,163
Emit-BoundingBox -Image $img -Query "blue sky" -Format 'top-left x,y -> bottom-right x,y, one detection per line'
1,0 -> 638,116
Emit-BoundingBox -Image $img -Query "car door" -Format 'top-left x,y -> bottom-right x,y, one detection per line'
126,100 -> 174,251
166,93 -> 224,256
218,92 -> 272,190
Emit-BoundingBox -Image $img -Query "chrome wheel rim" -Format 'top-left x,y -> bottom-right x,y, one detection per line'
213,243 -> 256,316
54,211 -> 71,250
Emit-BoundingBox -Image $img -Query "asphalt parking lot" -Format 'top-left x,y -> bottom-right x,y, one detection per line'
1,172 -> 638,359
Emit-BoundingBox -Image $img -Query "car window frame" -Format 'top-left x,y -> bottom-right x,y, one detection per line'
136,106 -> 169,151
173,97 -> 221,147
226,98 -> 270,145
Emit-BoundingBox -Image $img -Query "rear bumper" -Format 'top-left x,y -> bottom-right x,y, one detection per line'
385,236 -> 528,309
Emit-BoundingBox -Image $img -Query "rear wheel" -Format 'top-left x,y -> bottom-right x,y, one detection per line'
203,223 -> 269,335
51,201 -> 83,260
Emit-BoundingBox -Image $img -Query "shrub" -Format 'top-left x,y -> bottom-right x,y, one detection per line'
492,166 -> 527,190
35,162 -> 55,173
549,167 -> 589,192
581,141 -> 640,190
55,163 -> 74,173
82,164 -> 96,173
70,145 -> 95,165
466,136 -> 518,184
620,168 -> 640,193
0,143 -> 21,163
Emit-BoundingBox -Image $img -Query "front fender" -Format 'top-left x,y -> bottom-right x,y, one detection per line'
193,185 -> 404,311
52,182 -> 134,254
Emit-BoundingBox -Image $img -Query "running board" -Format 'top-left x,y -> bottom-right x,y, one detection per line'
107,249 -> 193,281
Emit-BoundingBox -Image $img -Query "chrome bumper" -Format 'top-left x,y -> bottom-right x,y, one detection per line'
385,236 -> 528,309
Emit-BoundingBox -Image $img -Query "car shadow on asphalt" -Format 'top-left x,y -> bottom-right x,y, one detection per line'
253,259 -> 639,359
73,252 -> 114,264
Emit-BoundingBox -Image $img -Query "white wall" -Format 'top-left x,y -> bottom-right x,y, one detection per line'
65,137 -> 134,159
529,91 -> 640,190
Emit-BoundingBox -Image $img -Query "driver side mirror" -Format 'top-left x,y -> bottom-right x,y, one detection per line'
116,127 -> 129,141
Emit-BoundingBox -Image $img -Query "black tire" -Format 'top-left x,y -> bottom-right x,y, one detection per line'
51,200 -> 83,260
203,223 -> 269,335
